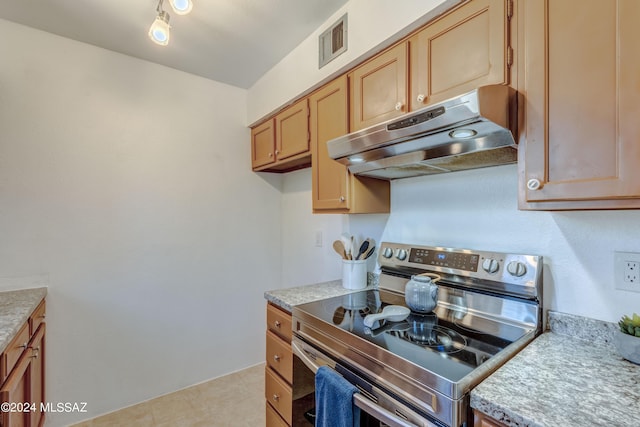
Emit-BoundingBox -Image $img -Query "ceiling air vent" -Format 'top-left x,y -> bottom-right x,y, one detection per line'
319,14 -> 347,68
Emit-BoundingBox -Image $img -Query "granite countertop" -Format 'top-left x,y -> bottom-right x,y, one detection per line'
471,311 -> 640,427
0,287 -> 48,354
264,274 -> 378,312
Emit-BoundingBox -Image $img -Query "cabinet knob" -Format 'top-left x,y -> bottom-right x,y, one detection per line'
339,196 -> 345,202
527,179 -> 542,190
416,94 -> 426,103
394,102 -> 404,111
274,320 -> 281,328
268,153 -> 273,158
275,150 -> 279,155
272,394 -> 280,402
273,354 -> 281,362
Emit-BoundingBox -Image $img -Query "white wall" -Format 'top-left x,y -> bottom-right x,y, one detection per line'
0,19 -> 282,426
248,0 -> 458,124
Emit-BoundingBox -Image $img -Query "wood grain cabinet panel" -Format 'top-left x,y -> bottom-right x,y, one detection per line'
519,0 -> 640,209
311,76 -> 390,213
410,0 -> 510,110
349,42 -> 408,132
473,410 -> 508,427
252,99 -> 311,173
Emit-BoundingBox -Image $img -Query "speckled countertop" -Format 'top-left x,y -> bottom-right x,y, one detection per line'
264,274 -> 379,312
471,311 -> 640,427
0,287 -> 48,353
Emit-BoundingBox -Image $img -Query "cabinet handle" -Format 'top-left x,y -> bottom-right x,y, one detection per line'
273,354 -> 281,362
274,320 -> 281,328
527,179 -> 542,191
272,394 -> 280,402
394,102 -> 404,111
416,94 -> 426,103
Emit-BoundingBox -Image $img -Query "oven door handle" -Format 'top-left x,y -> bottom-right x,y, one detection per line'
292,339 -> 432,427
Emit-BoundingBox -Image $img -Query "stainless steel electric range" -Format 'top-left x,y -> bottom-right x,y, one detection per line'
291,242 -> 543,427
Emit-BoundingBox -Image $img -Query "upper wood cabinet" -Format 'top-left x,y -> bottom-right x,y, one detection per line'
518,0 -> 640,209
349,43 -> 409,132
251,98 -> 311,172
410,0 -> 511,110
310,76 -> 390,213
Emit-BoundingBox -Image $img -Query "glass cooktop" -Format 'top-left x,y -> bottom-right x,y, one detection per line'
295,288 -> 528,383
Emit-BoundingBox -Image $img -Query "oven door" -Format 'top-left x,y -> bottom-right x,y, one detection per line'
292,337 -> 441,427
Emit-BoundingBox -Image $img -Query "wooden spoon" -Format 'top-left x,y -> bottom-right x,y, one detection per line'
333,240 -> 347,259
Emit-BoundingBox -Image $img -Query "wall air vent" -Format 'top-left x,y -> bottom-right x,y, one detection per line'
319,14 -> 347,68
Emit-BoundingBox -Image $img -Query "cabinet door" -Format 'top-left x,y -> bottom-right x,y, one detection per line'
251,119 -> 276,169
0,350 -> 31,427
29,325 -> 45,427
410,0 -> 509,110
275,98 -> 309,161
473,410 -> 508,427
519,0 -> 640,209
311,76 -> 350,211
350,42 -> 408,131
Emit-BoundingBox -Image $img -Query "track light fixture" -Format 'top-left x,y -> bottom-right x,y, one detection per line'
149,0 -> 192,46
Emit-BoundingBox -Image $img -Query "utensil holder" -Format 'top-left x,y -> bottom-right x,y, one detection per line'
342,259 -> 367,290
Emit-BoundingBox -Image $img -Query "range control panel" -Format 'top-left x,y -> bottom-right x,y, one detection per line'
378,242 -> 542,290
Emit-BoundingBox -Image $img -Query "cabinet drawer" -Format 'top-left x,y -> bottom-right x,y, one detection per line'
267,303 -> 292,342
30,300 -> 46,336
266,401 -> 289,427
266,331 -> 293,383
265,367 -> 292,425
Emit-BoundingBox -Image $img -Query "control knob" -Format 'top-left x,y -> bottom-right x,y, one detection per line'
381,247 -> 394,258
482,258 -> 500,274
396,249 -> 408,261
507,261 -> 527,277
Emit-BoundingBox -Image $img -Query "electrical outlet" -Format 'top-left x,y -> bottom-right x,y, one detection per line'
615,252 -> 640,292
315,230 -> 323,248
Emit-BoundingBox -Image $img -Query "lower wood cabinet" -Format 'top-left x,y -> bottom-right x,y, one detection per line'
0,300 -> 46,427
473,409 -> 508,427
265,303 -> 294,427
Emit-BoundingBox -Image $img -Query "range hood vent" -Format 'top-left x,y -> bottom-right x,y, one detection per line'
327,85 -> 518,180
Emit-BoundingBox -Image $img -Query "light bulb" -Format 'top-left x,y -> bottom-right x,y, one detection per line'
169,0 -> 193,15
149,10 -> 171,46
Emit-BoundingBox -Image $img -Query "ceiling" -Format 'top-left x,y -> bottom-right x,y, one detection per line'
0,0 -> 349,89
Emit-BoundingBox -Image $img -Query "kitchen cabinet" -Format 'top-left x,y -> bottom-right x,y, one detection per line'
518,0 -> 640,209
349,42 -> 408,132
251,98 -> 311,172
310,76 -> 390,213
0,300 -> 46,427
265,303 -> 293,427
473,410 -> 508,427
409,0 -> 511,110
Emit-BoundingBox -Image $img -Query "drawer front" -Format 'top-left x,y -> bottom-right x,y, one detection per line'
266,402 -> 289,427
266,331 -> 293,383
4,322 -> 30,379
265,367 -> 292,425
30,300 -> 46,336
267,303 -> 292,342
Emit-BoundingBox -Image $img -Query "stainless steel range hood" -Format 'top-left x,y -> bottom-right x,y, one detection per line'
327,85 -> 518,180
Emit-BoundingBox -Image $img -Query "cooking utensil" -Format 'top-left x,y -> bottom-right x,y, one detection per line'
362,239 -> 376,260
341,233 -> 352,260
404,273 -> 441,313
363,305 -> 410,328
332,240 -> 347,259
355,239 -> 370,260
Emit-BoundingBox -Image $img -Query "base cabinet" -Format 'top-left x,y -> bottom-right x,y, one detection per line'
265,303 -> 294,427
0,300 -> 46,427
518,0 -> 640,209
473,410 -> 508,427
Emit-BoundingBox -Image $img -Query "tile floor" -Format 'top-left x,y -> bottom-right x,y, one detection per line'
71,363 -> 265,427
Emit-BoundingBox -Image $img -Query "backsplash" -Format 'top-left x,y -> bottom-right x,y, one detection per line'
547,311 -> 619,347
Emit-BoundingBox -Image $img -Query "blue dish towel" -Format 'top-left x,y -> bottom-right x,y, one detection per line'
315,365 -> 361,427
